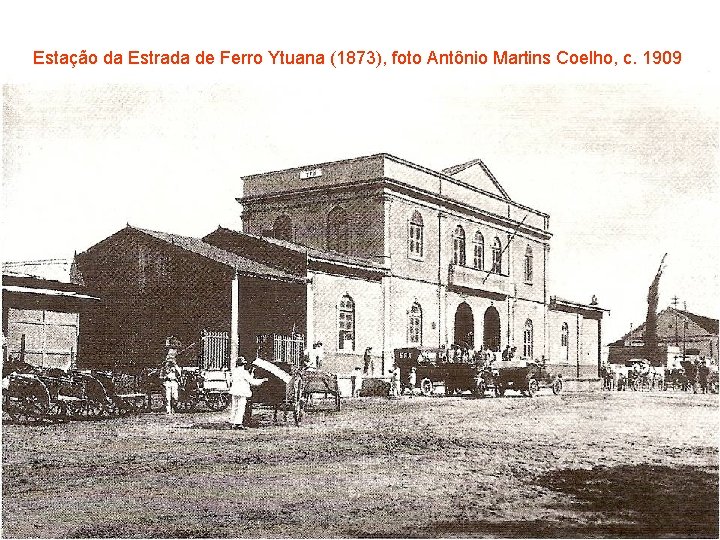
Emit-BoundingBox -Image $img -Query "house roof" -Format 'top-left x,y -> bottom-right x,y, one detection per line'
442,158 -> 511,200
612,306 -> 719,344
132,227 -> 305,283
208,227 -> 388,273
673,308 -> 719,335
2,274 -> 98,300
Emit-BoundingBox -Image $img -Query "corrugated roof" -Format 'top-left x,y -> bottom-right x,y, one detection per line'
133,227 -> 304,282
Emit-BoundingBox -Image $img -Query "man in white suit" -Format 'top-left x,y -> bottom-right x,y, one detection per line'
228,356 -> 267,430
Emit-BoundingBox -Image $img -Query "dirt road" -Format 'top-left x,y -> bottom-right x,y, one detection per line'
2,390 -> 718,537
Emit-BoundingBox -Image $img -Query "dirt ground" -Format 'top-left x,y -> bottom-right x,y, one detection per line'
2,390 -> 718,538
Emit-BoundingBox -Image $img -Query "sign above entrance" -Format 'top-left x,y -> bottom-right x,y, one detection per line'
299,168 -> 322,179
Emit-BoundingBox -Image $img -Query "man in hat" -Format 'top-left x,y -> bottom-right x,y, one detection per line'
159,350 -> 182,415
228,356 -> 267,429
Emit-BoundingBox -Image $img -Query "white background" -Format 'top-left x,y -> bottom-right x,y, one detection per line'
1,1 -> 718,346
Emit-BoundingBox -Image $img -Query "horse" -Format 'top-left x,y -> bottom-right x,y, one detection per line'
251,360 -> 304,425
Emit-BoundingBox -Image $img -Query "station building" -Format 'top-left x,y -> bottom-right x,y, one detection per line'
72,153 -> 605,385
234,153 -> 605,380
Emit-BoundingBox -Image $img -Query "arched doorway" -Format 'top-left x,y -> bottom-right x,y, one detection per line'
483,306 -> 501,351
454,302 -> 474,348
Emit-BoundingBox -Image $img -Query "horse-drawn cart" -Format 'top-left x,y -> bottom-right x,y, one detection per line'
251,359 -> 307,426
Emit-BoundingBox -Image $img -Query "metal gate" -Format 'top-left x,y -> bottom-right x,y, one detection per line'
256,333 -> 305,367
201,330 -> 229,370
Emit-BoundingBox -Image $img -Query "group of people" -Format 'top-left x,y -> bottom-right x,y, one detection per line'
600,357 -> 717,393
159,346 -> 267,430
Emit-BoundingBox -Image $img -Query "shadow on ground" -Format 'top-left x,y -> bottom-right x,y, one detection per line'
405,464 -> 718,538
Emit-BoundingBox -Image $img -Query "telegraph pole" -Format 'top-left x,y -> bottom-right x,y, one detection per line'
671,295 -> 679,347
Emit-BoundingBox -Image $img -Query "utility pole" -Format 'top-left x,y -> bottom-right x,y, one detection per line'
671,295 -> 679,347
682,301 -> 687,360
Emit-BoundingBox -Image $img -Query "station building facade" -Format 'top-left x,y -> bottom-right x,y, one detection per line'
236,153 -> 605,379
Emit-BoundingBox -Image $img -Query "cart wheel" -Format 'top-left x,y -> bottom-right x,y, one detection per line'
206,393 -> 230,411
420,378 -> 433,397
176,396 -> 198,413
552,379 -> 563,395
8,380 -> 50,423
150,393 -> 166,412
527,379 -> 540,397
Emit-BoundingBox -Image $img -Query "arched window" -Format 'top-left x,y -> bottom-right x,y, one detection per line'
273,215 -> 293,242
409,211 -> 424,258
491,237 -> 502,274
327,206 -> 349,253
561,322 -> 569,361
523,319 -> 534,359
338,295 -> 355,350
453,226 -> 466,266
409,302 -> 423,345
524,245 -> 533,282
473,231 -> 484,270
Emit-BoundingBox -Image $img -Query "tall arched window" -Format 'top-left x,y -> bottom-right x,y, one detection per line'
473,231 -> 484,270
409,302 -> 423,345
453,225 -> 466,266
327,206 -> 349,253
524,245 -> 533,282
561,322 -> 569,361
523,319 -> 534,359
338,295 -> 355,350
491,237 -> 502,274
409,211 -> 424,258
273,215 -> 293,242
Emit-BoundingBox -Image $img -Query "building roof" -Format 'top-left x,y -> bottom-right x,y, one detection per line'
610,306 -> 719,346
675,308 -> 719,335
218,227 -> 384,269
549,295 -> 608,320
211,227 -> 387,271
129,226 -> 305,283
442,158 -> 511,200
2,274 -> 99,301
2,259 -> 74,282
239,152 -> 549,221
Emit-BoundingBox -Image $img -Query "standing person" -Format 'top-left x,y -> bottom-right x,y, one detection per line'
502,344 -> 511,362
228,356 -> 267,430
363,347 -> 373,375
313,341 -> 324,370
160,353 -> 182,415
352,366 -> 364,398
407,366 -> 417,397
388,365 -> 401,398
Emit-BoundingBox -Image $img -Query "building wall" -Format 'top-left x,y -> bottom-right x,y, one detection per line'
75,229 -> 305,370
3,297 -> 81,370
242,188 -> 385,262
548,309 -> 600,379
310,271 -> 384,374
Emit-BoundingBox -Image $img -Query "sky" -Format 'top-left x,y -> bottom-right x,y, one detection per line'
1,2 -> 718,346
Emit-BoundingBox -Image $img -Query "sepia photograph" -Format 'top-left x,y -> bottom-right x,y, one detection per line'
1,3 -> 718,539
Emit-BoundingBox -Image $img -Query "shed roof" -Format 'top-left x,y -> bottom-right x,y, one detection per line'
130,226 -> 305,283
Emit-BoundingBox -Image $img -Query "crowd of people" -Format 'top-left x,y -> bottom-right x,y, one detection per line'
600,357 -> 717,393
